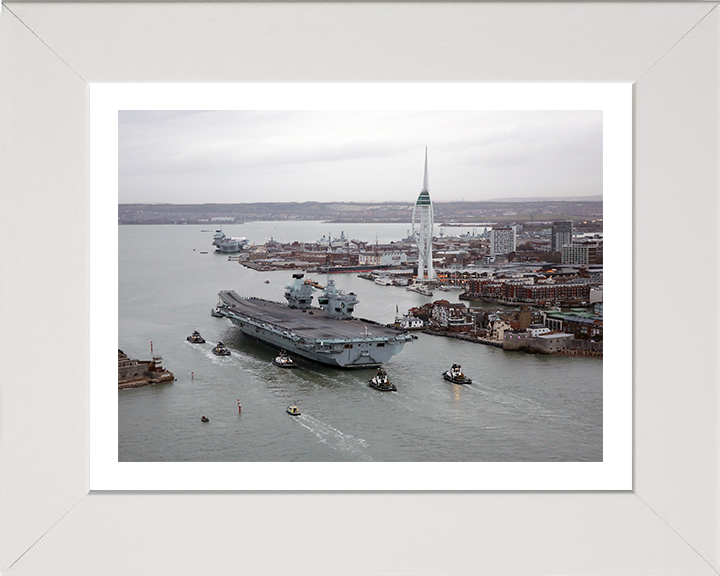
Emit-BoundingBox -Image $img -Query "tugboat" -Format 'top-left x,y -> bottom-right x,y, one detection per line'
286,404 -> 301,416
443,363 -> 472,384
368,367 -> 397,391
187,330 -> 206,344
201,416 -> 209,423
212,341 -> 231,356
273,350 -> 297,368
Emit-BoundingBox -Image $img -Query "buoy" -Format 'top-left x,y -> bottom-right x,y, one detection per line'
237,399 -> 242,414
191,372 -> 194,379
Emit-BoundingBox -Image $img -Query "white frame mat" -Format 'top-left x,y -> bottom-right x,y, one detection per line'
1,2 -> 719,575
90,82 -> 631,492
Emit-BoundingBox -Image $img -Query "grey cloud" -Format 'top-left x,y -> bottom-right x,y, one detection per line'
119,110 -> 602,203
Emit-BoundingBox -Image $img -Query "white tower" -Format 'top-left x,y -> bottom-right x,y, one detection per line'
412,147 -> 435,283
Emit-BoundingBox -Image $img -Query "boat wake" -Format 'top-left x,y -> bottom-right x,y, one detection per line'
293,414 -> 371,460
467,385 -> 568,422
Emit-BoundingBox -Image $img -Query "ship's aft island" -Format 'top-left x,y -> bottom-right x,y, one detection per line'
217,274 -> 412,368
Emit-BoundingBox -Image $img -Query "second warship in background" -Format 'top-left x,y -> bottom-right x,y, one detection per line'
212,229 -> 248,253
216,274 -> 413,368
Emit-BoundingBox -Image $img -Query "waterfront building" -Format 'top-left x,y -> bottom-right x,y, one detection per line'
551,221 -> 574,252
489,318 -> 512,340
358,251 -> 408,266
527,324 -> 551,337
544,310 -> 603,338
489,226 -> 516,256
430,300 -> 473,331
412,147 -> 436,283
463,276 -> 594,306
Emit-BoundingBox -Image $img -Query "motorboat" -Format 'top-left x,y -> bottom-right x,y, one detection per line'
286,404 -> 301,416
212,341 -> 231,356
443,363 -> 472,384
374,276 -> 393,286
273,350 -> 297,368
369,367 -> 397,391
187,330 -> 206,344
406,283 -> 433,297
201,416 -> 209,423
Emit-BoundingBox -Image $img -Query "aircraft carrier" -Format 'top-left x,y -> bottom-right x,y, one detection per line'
216,274 -> 413,368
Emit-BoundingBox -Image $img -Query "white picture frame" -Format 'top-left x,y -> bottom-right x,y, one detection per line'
1,2 -> 718,574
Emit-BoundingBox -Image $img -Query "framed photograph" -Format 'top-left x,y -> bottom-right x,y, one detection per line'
94,83 -> 630,491
2,2 -> 718,574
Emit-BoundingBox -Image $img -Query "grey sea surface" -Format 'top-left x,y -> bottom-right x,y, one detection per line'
119,222 -> 602,462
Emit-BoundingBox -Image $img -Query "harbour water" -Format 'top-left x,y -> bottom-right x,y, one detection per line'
119,222 -> 602,462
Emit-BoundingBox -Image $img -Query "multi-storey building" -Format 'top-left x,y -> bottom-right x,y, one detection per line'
464,277 -> 593,305
430,301 -> 472,331
562,243 -> 590,265
489,226 -> 516,256
551,221 -> 573,252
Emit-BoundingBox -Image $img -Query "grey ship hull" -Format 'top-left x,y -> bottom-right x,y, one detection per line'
217,291 -> 412,368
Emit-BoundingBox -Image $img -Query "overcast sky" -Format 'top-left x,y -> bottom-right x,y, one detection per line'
119,110 -> 602,204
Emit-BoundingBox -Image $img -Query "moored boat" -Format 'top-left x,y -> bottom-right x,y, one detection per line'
212,229 -> 248,253
187,330 -> 206,343
443,363 -> 472,384
369,367 -> 397,391
406,283 -> 434,297
273,350 -> 297,368
212,341 -> 231,356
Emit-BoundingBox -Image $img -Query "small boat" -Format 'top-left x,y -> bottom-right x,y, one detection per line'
211,307 -> 224,317
201,416 -> 209,422
212,341 -> 231,356
199,251 -> 208,254
265,279 -> 270,284
273,350 -> 297,368
374,276 -> 393,286
369,367 -> 397,391
187,330 -> 206,343
406,283 -> 434,297
286,404 -> 301,416
443,363 -> 472,384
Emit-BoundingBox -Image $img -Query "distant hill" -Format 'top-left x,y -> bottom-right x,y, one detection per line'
483,195 -> 603,203
119,200 -> 602,225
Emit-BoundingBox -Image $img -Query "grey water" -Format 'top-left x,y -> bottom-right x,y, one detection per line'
119,222 -> 602,462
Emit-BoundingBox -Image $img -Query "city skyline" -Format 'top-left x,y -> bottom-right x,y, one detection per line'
119,110 -> 603,204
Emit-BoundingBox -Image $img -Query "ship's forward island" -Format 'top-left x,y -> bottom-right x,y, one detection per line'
216,274 -> 413,368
